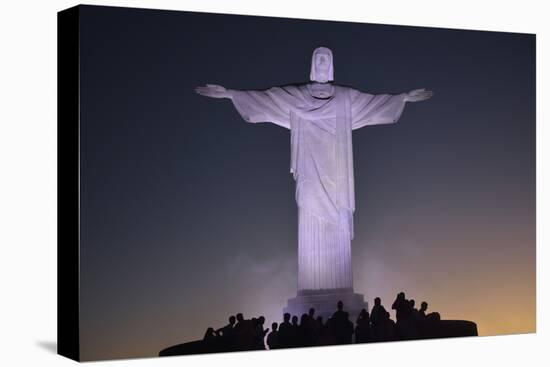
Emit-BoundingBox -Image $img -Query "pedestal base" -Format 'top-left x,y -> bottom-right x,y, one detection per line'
283,288 -> 368,322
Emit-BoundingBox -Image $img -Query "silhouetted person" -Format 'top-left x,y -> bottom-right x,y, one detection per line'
355,308 -> 371,343
203,327 -> 217,351
391,292 -> 411,339
267,322 -> 279,349
308,307 -> 318,336
315,315 -> 325,345
413,301 -> 430,339
318,316 -> 334,345
233,313 -> 254,350
242,317 -> 256,350
370,297 -> 388,327
310,311 -> 321,345
327,302 -> 353,345
290,315 -> 299,347
331,300 -> 346,321
333,311 -> 354,344
297,313 -> 313,347
204,327 -> 216,341
216,315 -> 236,338
278,313 -> 292,348
231,313 -> 245,350
395,297 -> 417,340
419,301 -> 428,319
234,313 -> 245,334
392,292 -> 408,323
214,315 -> 236,351
254,316 -> 269,349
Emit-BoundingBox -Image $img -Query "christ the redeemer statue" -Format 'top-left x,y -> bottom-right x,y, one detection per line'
196,46 -> 433,320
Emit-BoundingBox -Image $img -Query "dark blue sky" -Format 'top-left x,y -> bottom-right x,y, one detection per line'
78,5 -> 535,361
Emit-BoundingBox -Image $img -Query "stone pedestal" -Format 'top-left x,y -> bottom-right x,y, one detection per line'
283,288 -> 368,322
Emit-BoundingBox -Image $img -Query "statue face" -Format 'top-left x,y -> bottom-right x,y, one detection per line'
310,47 -> 334,83
315,52 -> 331,71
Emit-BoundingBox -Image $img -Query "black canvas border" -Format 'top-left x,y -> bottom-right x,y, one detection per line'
57,5 -> 80,362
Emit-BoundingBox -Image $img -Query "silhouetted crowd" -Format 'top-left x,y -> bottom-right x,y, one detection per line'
202,292 -> 442,351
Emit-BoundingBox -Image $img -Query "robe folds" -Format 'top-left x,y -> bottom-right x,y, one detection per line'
231,83 -> 406,291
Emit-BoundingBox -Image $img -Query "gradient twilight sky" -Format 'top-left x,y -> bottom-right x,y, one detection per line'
78,5 -> 535,361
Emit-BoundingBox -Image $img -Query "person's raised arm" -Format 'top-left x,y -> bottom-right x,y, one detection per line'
350,88 -> 433,130
195,84 -> 297,130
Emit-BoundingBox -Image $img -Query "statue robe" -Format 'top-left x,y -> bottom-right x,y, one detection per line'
230,83 -> 407,292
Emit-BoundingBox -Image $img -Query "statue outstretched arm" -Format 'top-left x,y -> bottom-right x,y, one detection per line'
404,88 -> 434,102
196,84 -> 298,130
195,84 -> 233,99
350,88 -> 433,130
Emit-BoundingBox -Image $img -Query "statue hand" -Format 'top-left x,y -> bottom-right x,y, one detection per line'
195,84 -> 231,99
404,88 -> 434,102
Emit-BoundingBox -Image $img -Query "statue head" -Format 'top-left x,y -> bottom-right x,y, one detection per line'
310,46 -> 334,83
